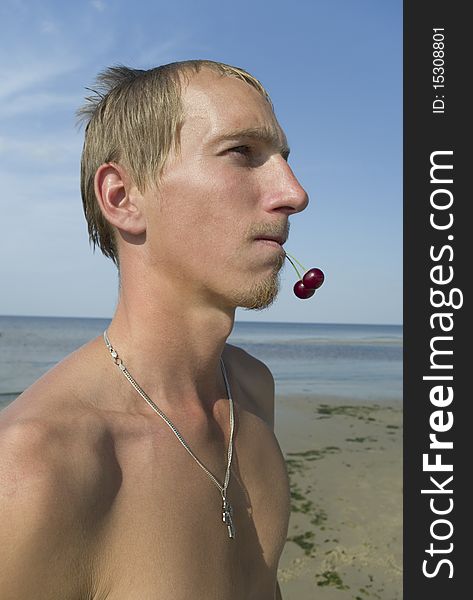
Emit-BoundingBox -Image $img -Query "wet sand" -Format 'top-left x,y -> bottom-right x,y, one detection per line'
275,394 -> 402,600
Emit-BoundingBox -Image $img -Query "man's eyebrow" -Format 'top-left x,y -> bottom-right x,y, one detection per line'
211,126 -> 291,158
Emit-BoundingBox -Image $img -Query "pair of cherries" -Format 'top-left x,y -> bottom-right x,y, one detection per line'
284,252 -> 325,299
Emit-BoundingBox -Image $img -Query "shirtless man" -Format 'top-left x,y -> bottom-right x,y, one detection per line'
0,60 -> 308,599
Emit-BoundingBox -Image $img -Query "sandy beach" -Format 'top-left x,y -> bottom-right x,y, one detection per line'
275,394 -> 402,600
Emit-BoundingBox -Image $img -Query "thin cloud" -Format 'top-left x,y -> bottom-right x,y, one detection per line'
1,59 -> 81,102
0,92 -> 80,119
0,135 -> 80,164
90,0 -> 106,11
135,33 -> 192,67
40,19 -> 57,34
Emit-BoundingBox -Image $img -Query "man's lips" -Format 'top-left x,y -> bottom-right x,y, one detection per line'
254,235 -> 287,246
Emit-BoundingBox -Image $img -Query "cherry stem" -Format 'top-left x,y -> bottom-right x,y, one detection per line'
284,253 -> 302,279
284,252 -> 307,273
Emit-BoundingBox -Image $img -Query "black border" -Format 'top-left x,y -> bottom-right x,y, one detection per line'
404,2 -> 470,596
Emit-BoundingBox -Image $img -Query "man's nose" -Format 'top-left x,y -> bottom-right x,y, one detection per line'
263,155 -> 309,215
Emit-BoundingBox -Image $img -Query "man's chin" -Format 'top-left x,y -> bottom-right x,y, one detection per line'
233,273 -> 281,311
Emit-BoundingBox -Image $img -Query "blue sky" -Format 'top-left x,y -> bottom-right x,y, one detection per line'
0,0 -> 402,324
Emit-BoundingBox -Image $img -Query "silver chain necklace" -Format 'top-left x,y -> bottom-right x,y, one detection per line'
103,330 -> 236,539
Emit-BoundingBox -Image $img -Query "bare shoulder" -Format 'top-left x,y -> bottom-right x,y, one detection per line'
0,393 -> 114,599
0,415 -> 91,526
0,421 -> 87,598
0,382 -> 120,519
223,343 -> 275,429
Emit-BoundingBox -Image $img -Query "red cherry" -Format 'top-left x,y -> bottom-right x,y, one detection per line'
302,268 -> 325,290
293,281 -> 316,299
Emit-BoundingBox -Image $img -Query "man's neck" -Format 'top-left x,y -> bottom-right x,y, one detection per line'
105,280 -> 236,417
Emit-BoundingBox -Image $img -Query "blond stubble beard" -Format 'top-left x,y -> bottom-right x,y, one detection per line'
233,253 -> 285,311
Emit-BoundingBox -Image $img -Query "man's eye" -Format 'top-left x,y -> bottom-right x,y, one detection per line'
228,145 -> 251,156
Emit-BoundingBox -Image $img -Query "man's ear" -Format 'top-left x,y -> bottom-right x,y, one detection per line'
94,163 -> 146,236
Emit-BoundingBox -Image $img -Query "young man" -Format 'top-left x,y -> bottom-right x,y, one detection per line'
0,60 -> 308,599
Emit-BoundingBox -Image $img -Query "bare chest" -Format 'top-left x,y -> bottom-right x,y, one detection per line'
90,409 -> 290,600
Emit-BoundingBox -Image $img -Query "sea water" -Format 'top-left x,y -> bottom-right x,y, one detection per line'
0,316 -> 402,409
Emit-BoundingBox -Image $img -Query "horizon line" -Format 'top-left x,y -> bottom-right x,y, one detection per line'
0,313 -> 403,328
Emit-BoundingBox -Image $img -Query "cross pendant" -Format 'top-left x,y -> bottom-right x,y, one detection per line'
222,497 -> 235,539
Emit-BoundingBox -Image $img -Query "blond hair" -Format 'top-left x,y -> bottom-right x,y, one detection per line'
77,60 -> 272,268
